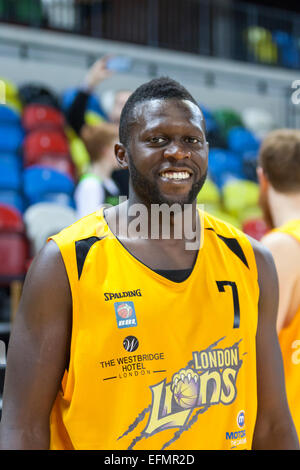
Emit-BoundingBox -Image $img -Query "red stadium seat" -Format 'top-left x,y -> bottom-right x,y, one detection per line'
0,204 -> 24,233
22,104 -> 65,132
242,218 -> 269,241
25,153 -> 76,180
0,233 -> 28,280
23,129 -> 70,165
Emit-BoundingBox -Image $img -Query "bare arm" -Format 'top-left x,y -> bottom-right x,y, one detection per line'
261,231 -> 300,332
251,239 -> 299,449
0,240 -> 72,449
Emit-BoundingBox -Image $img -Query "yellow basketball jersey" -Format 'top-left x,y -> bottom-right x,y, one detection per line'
48,208 -> 259,450
273,220 -> 300,439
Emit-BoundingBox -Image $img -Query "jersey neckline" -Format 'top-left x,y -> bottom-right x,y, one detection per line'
100,206 -> 205,288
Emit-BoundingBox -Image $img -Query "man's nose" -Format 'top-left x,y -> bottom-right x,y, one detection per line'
163,145 -> 191,160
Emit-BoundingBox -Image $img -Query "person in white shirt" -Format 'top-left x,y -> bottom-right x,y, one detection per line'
74,122 -> 119,218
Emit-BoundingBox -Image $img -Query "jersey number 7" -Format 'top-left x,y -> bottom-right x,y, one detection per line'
216,281 -> 240,329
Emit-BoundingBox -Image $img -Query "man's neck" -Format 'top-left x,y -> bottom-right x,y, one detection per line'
269,186 -> 300,228
125,195 -> 199,241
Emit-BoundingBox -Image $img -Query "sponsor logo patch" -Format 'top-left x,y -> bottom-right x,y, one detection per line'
114,301 -> 138,329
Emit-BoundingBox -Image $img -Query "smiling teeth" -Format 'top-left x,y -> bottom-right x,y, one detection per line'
162,171 -> 190,180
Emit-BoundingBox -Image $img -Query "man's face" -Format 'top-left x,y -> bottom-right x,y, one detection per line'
124,98 -> 208,207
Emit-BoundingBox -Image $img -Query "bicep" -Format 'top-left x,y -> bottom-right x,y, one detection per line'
0,240 -> 72,448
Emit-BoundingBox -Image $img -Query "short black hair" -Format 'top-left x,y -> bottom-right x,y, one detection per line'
119,76 -> 202,146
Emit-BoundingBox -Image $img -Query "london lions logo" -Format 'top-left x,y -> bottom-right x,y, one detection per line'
114,301 -> 138,329
118,337 -> 244,450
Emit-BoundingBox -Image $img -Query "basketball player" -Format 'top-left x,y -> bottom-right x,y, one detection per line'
257,129 -> 300,440
0,79 -> 298,450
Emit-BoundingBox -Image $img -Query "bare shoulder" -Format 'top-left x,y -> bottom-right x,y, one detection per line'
247,234 -> 278,282
16,239 -> 72,328
261,231 -> 300,265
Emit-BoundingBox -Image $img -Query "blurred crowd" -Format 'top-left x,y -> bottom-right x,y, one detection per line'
0,55 -> 278,322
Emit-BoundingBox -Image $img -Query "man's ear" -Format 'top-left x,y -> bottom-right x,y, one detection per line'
115,143 -> 129,169
257,166 -> 269,191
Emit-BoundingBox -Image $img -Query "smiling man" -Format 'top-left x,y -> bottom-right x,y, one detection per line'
0,78 -> 298,450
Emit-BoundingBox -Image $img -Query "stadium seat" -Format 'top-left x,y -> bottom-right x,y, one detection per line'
208,148 -> 244,189
23,129 -> 70,165
61,88 -> 107,119
0,233 -> 28,280
0,204 -> 24,233
239,205 -> 263,225
243,151 -> 259,182
67,134 -> 90,175
0,124 -> 24,153
272,31 -> 300,69
205,207 -> 241,229
0,78 -> 22,112
0,156 -> 22,191
242,218 -> 268,241
19,83 -> 60,109
0,104 -> 21,124
199,105 -> 218,134
212,109 -> 243,141
227,127 -> 260,154
241,107 -> 274,139
32,154 -> 76,180
199,105 -> 225,148
245,26 -> 278,65
222,179 -> 260,219
22,104 -> 65,132
0,190 -> 24,214
23,166 -> 75,204
197,178 -> 221,206
37,192 -> 75,209
24,202 -> 77,254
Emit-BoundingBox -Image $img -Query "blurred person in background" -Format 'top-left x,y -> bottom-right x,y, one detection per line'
74,121 -> 119,218
66,56 -> 131,197
258,129 -> 300,440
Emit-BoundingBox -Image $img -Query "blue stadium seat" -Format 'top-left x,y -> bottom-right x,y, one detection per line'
243,150 -> 259,182
0,125 -> 24,153
0,156 -> 22,191
0,105 -> 20,124
61,88 -> 107,119
0,190 -> 24,214
227,127 -> 260,154
199,105 -> 219,134
208,148 -> 244,189
272,31 -> 300,69
23,166 -> 75,204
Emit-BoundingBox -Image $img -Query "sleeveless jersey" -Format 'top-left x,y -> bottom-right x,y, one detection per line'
273,220 -> 300,438
48,208 -> 259,450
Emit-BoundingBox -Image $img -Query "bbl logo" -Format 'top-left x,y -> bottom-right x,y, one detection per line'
123,336 -> 139,352
114,301 -> 138,329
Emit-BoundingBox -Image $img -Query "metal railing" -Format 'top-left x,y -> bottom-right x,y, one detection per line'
1,0 -> 300,70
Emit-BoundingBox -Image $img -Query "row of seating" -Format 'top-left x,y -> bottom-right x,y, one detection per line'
244,26 -> 300,68
0,78 -> 272,288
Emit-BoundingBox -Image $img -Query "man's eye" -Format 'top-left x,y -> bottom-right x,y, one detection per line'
150,137 -> 165,144
186,137 -> 201,144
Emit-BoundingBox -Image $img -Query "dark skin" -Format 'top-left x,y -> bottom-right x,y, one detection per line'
0,99 -> 299,450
